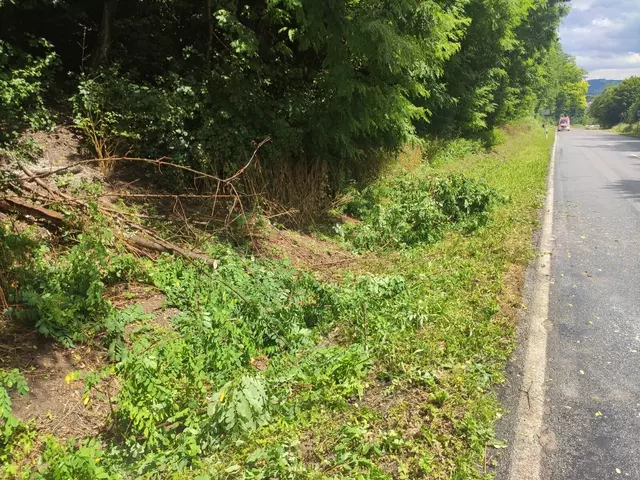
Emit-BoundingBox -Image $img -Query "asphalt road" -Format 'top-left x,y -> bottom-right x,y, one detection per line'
543,129 -> 640,479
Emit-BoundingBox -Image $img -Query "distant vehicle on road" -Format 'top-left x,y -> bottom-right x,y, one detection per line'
557,117 -> 571,131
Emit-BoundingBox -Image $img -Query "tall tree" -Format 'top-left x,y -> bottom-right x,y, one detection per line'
92,0 -> 118,67
590,77 -> 640,127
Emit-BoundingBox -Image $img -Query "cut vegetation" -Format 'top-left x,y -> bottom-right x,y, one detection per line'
1,120 -> 552,479
1,0 -> 575,477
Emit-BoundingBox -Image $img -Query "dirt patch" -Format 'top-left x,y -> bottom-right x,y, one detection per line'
256,227 -> 356,280
3,126 -> 103,192
298,379 -> 435,477
249,355 -> 269,372
28,126 -> 86,167
23,126 -> 106,186
298,411 -> 348,469
498,263 -> 527,327
0,318 -> 112,438
0,283 -> 180,439
360,379 -> 431,439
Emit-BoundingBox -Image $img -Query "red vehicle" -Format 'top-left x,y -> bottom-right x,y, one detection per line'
557,117 -> 571,131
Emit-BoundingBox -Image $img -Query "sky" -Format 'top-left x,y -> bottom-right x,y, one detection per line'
560,0 -> 640,80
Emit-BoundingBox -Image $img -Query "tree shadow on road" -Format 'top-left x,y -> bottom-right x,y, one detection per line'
603,178 -> 640,201
570,141 -> 640,154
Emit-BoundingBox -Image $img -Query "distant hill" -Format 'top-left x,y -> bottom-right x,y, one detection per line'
588,79 -> 622,96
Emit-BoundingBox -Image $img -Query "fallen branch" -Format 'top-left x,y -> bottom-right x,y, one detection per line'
221,137 -> 271,183
97,193 -> 240,199
18,163 -> 72,202
3,140 -> 274,265
0,198 -> 65,227
15,137 -> 270,185
18,165 -> 83,180
126,234 -> 218,268
0,196 -> 219,267
17,162 -> 97,180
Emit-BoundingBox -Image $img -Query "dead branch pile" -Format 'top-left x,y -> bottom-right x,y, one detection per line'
0,139 -> 270,266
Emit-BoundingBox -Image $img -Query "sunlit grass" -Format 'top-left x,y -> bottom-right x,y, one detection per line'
204,119 -> 553,479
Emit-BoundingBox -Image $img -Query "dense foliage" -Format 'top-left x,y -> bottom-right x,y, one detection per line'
1,223 -> 141,350
0,0 -> 584,474
589,76 -> 640,128
538,44 -> 588,121
0,39 -> 57,143
0,120 -> 553,478
2,0 -> 468,180
338,174 -> 502,249
1,0 -> 581,188
0,215 -> 431,475
419,0 -> 580,135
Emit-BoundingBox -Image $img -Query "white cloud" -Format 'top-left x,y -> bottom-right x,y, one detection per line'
560,0 -> 640,79
590,17 -> 614,27
587,68 -> 640,80
576,52 -> 640,71
571,0 -> 595,11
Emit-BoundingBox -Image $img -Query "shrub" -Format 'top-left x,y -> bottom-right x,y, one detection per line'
276,345 -> 372,402
0,39 -> 57,144
97,248 -> 337,469
430,174 -> 499,226
338,173 -> 501,249
589,77 -> 640,128
0,136 -> 44,164
71,70 -> 203,177
17,234 -> 114,345
626,100 -> 640,125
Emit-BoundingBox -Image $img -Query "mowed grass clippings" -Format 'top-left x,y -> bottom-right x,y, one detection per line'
0,120 -> 552,480
203,119 -> 553,479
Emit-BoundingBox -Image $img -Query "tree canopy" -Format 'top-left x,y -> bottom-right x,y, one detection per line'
589,76 -> 640,127
1,0 -> 584,186
538,43 -> 588,120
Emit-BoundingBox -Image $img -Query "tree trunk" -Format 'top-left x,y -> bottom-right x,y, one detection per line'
92,0 -> 118,67
206,0 -> 213,74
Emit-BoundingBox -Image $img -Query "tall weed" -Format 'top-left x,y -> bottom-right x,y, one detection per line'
338,173 -> 502,249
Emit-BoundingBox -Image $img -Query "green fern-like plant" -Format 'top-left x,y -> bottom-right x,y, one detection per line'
0,369 -> 28,443
208,374 -> 270,438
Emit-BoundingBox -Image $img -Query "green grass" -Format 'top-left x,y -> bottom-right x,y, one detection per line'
612,122 -> 640,137
0,119 -> 553,479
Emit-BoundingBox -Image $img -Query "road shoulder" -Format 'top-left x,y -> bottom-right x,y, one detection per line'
495,133 -> 557,480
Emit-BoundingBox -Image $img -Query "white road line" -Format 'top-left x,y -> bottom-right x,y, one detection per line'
507,133 -> 556,480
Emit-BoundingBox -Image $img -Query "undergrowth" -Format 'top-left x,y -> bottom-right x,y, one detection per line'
612,122 -> 640,138
1,224 -> 143,353
0,118 -> 552,479
0,39 -> 57,145
337,174 -> 503,250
